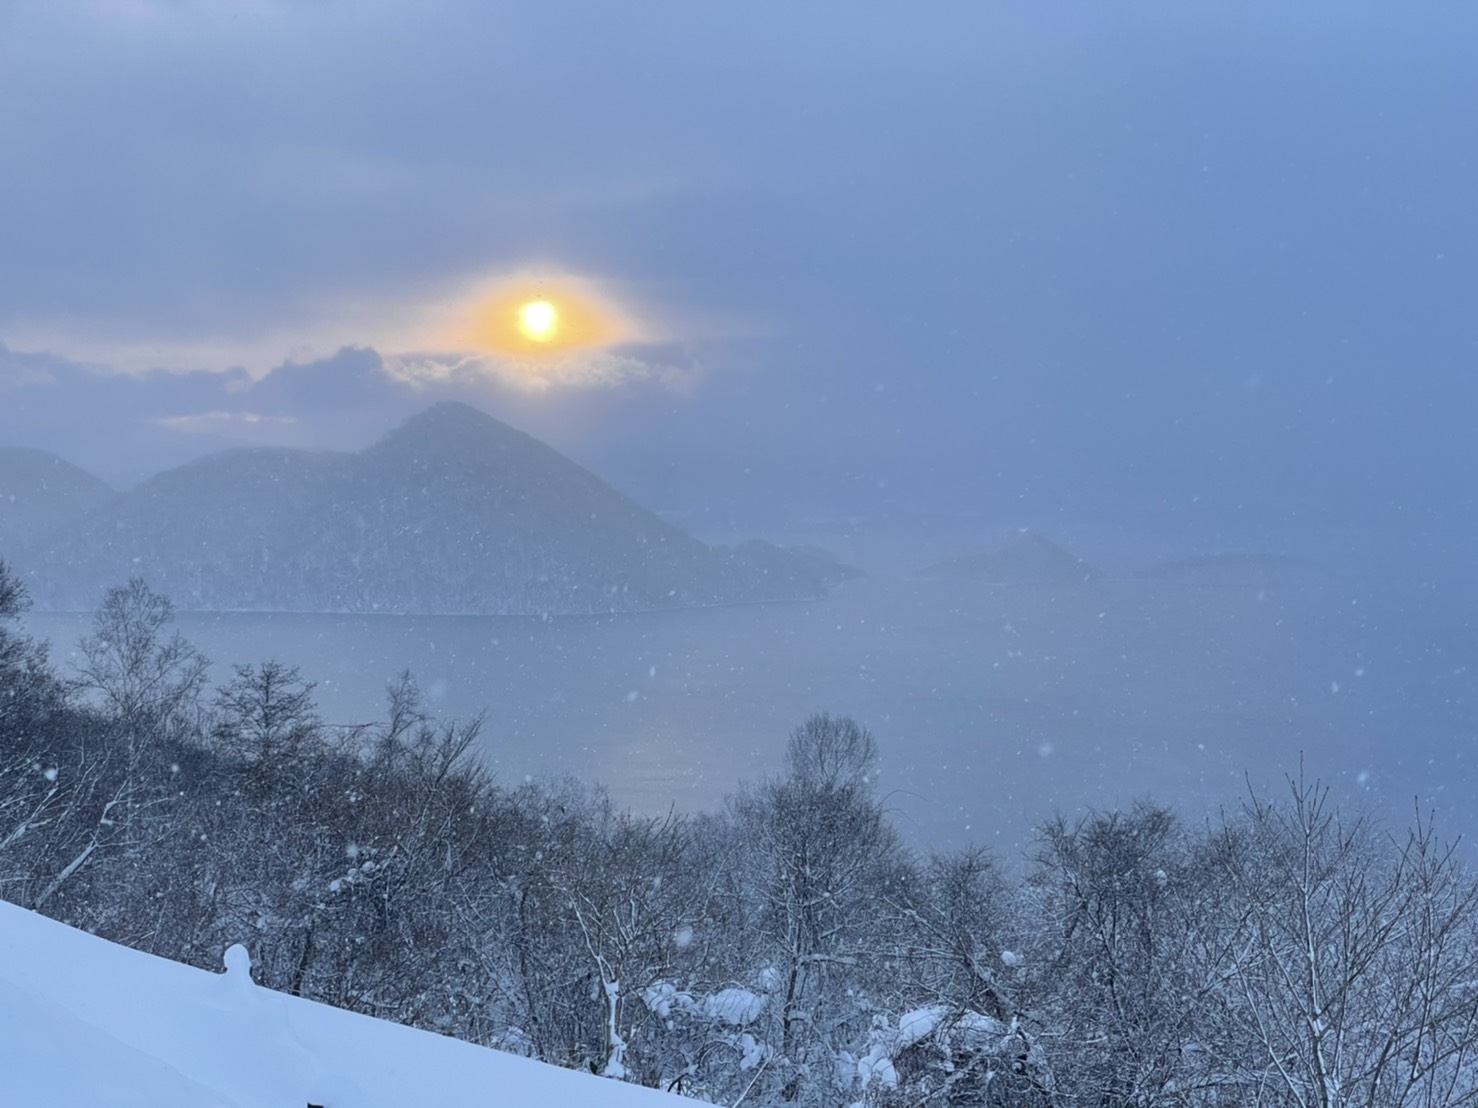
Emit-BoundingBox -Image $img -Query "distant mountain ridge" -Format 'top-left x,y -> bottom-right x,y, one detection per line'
1136,552 -> 1337,590
916,533 -> 1098,585
0,446 -> 118,551
5,403 -> 838,615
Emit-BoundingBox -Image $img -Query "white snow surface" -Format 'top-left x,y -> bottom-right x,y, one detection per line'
896,1005 -> 947,1049
701,986 -> 766,1026
0,899 -> 691,1107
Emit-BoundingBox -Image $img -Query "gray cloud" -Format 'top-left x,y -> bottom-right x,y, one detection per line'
0,337 -> 709,488
0,0 -> 1475,589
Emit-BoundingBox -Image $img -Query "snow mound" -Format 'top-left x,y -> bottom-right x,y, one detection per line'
702,987 -> 766,1026
0,899 -> 691,1107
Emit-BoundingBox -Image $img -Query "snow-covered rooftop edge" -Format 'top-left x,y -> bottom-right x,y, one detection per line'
0,898 -> 691,1107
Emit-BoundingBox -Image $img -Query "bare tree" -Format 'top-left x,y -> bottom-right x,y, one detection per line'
1211,777 -> 1478,1108
0,561 -> 61,877
735,714 -> 907,1105
212,660 -> 322,783
1018,802 -> 1254,1107
550,810 -> 705,1083
74,578 -> 209,750
876,847 -> 1054,1108
28,580 -> 210,922
0,560 -> 64,733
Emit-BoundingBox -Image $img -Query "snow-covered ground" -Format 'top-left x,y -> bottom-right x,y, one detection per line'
0,899 -> 691,1107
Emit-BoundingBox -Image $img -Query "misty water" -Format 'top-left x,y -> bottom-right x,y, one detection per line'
27,572 -> 1476,857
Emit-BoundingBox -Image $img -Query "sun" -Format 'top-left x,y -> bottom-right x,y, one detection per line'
518,300 -> 559,342
446,275 -> 638,357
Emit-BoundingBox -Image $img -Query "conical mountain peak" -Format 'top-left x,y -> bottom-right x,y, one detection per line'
9,405 -> 833,615
375,401 -> 530,449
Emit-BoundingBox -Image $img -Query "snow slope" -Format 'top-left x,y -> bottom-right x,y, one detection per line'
0,900 -> 692,1107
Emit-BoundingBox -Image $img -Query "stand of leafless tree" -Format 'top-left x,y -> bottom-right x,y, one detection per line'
4,562 -> 1477,1107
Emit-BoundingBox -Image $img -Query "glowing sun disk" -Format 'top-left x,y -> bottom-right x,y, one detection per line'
518,300 -> 559,342
450,276 -> 633,356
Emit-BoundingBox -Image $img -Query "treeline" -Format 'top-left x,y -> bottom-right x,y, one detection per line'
3,563 -> 1478,1107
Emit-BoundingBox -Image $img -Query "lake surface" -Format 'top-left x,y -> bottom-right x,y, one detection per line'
25,574 -> 1478,858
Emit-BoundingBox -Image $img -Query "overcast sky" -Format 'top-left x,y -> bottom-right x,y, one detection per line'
2,1 -> 1475,579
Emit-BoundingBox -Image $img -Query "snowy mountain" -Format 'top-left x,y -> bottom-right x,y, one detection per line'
916,532 -> 1098,585
0,898 -> 691,1107
10,403 -> 834,614
0,446 -> 118,552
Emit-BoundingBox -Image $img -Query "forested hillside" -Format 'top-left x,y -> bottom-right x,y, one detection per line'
3,561 -> 1477,1106
7,403 -> 837,615
0,446 -> 118,550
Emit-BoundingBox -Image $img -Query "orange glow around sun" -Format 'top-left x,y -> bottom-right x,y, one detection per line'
453,278 -> 632,356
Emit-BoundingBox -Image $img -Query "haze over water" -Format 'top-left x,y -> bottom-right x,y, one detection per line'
27,566 -> 1474,858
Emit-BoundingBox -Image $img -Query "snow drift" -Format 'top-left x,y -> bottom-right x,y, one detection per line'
0,898 -> 692,1107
